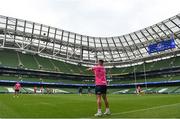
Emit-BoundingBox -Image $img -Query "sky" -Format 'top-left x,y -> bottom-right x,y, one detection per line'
0,0 -> 179,37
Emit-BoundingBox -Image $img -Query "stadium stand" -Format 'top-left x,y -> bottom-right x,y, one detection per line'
0,49 -> 89,75
1,49 -> 180,76
0,13 -> 180,94
0,49 -> 19,67
0,75 -> 88,84
18,52 -> 38,69
1,48 -> 180,94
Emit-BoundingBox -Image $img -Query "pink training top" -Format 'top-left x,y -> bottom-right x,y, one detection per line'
137,86 -> 141,91
14,83 -> 21,90
92,65 -> 107,86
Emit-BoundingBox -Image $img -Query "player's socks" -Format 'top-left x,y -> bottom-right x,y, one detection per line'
98,109 -> 102,113
105,108 -> 109,112
104,108 -> 111,115
94,109 -> 102,117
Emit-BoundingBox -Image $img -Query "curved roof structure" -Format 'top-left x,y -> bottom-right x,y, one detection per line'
0,14 -> 180,67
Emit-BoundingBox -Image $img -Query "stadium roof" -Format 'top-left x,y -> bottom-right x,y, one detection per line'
0,14 -> 180,66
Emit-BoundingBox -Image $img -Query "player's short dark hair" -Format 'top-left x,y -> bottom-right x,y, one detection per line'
99,59 -> 104,64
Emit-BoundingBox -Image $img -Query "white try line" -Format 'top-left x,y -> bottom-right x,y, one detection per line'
112,102 -> 180,116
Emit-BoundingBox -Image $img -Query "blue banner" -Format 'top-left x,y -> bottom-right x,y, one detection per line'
148,38 -> 175,54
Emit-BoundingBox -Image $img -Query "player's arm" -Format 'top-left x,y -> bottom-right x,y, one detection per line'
86,67 -> 93,71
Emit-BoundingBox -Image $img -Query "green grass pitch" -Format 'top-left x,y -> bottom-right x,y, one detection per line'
0,94 -> 180,118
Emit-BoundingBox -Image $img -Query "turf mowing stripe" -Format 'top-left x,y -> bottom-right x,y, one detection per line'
112,102 -> 180,116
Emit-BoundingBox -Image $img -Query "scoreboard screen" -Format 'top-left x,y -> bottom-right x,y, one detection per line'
148,38 -> 176,54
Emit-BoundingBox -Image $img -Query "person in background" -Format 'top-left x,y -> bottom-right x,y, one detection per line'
136,85 -> 142,95
34,86 -> 37,94
14,82 -> 21,97
40,86 -> 43,94
78,87 -> 83,95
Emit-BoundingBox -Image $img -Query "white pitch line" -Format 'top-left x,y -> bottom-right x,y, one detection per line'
112,102 -> 180,116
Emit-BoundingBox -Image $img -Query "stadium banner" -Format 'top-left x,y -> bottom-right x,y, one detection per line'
148,38 -> 175,54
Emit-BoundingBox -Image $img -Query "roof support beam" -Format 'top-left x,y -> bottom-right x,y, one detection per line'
129,34 -> 143,58
161,21 -> 180,48
52,28 -> 57,55
112,37 -> 122,60
66,32 -> 70,59
13,19 -> 17,46
93,37 -> 97,62
59,30 -> 64,53
87,36 -> 90,60
134,32 -> 148,53
155,23 -> 180,49
123,35 -> 136,59
37,24 -> 42,53
80,35 -> 83,61
105,38 -> 114,62
99,38 -> 107,61
117,37 -> 130,60
144,28 -> 160,55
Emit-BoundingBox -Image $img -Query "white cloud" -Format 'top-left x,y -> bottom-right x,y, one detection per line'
0,0 -> 179,37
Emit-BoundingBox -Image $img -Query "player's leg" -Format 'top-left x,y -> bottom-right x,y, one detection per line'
97,94 -> 102,110
14,90 -> 16,95
102,94 -> 111,115
16,90 -> 19,97
94,86 -> 103,116
14,90 -> 19,97
94,94 -> 103,116
102,94 -> 109,108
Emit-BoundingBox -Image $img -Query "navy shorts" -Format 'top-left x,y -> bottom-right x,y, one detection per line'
95,85 -> 107,95
15,89 -> 19,92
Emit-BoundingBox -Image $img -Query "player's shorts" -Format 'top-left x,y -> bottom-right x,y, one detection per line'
95,85 -> 107,95
15,89 -> 19,92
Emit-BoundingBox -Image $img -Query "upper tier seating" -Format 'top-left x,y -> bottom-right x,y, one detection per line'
0,49 -> 91,75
